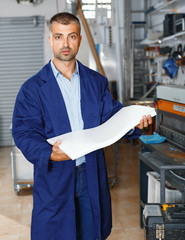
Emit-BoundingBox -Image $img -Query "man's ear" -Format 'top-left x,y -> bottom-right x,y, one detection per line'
48,34 -> 52,48
79,35 -> 82,47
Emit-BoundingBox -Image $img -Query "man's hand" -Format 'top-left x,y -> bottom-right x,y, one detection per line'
50,140 -> 70,161
136,114 -> 152,130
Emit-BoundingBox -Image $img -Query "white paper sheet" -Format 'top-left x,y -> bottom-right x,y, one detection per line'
47,105 -> 156,160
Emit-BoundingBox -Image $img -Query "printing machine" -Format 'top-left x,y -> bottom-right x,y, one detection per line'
139,84 -> 185,226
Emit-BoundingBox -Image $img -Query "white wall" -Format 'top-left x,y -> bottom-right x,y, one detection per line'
0,0 -> 89,66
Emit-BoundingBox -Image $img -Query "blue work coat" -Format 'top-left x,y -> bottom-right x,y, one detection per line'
12,61 -> 141,240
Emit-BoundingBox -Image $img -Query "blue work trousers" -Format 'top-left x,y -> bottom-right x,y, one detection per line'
75,163 -> 96,240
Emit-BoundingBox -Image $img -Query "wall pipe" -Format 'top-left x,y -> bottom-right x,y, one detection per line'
115,0 -> 124,103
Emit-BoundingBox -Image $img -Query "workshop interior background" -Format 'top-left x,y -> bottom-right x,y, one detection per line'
1,0 -> 185,239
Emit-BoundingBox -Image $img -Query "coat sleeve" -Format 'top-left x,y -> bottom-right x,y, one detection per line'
100,76 -> 141,140
12,83 -> 52,172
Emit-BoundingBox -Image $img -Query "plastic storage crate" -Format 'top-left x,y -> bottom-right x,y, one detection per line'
11,144 -> 33,194
147,171 -> 182,203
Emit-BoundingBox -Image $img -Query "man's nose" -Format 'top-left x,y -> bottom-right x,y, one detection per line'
63,37 -> 69,47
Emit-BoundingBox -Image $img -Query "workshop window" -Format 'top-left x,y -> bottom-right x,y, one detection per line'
82,0 -> 112,19
66,0 -> 112,19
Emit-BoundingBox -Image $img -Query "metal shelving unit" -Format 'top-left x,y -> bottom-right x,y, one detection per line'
139,0 -> 185,96
130,0 -> 149,99
145,0 -> 179,16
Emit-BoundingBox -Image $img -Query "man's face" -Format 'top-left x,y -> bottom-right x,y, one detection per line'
48,22 -> 82,62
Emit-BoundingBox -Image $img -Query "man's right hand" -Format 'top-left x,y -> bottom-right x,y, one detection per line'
50,140 -> 70,161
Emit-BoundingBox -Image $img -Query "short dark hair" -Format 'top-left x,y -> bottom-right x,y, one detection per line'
49,12 -> 81,33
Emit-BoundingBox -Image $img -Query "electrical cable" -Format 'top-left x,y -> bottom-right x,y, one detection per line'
170,170 -> 185,181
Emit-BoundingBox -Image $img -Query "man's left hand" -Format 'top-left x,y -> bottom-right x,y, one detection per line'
136,114 -> 152,130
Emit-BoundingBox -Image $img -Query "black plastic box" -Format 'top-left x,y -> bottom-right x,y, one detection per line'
163,13 -> 185,37
143,204 -> 185,240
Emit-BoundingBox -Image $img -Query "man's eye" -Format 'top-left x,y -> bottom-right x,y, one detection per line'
55,36 -> 61,40
70,35 -> 76,39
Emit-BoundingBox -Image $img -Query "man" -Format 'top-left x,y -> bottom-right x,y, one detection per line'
12,12 -> 152,240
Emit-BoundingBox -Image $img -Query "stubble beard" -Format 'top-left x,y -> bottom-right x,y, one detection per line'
55,47 -> 76,62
